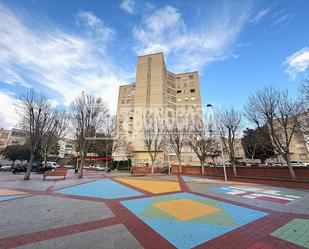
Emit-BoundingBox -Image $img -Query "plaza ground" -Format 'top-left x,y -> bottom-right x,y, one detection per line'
0,171 -> 308,249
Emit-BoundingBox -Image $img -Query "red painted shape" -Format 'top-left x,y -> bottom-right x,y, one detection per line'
177,174 -> 190,192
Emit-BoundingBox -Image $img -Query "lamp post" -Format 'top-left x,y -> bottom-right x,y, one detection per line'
206,104 -> 228,182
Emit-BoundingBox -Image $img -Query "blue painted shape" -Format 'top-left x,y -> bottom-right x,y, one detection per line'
121,192 -> 267,249
182,176 -> 201,182
57,179 -> 143,199
212,188 -> 231,194
0,195 -> 29,202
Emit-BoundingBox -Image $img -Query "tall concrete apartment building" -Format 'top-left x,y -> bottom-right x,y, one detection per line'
115,52 -> 202,165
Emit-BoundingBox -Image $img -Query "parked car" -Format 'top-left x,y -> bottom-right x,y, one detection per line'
45,162 -> 60,169
63,165 -> 75,169
12,164 -> 27,174
96,165 -> 106,171
290,161 -> 304,167
302,162 -> 309,167
272,162 -> 284,167
0,164 -> 12,171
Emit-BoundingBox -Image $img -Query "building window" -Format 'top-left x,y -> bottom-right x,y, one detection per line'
191,97 -> 196,101
130,117 -> 133,120
189,75 -> 193,79
177,90 -> 181,94
190,89 -> 195,93
184,98 -> 188,101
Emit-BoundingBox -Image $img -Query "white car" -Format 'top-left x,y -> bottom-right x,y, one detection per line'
45,162 -> 60,169
272,162 -> 284,167
0,164 -> 12,171
96,165 -> 106,171
63,165 -> 75,169
290,161 -> 304,167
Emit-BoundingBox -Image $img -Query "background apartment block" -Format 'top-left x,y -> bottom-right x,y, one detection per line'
115,52 -> 202,165
0,128 -> 27,150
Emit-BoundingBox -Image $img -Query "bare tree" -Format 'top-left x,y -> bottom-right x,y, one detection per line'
245,87 -> 302,179
165,119 -> 188,174
187,116 -> 213,175
218,108 -> 242,176
142,110 -> 166,174
70,92 -> 109,178
300,77 -> 309,105
40,110 -> 67,169
17,90 -> 53,180
298,77 -> 309,142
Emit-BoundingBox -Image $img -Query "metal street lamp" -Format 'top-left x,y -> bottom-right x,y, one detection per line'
206,104 -> 228,182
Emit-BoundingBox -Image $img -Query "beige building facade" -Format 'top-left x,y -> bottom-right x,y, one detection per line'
114,52 -> 202,166
0,128 -> 27,150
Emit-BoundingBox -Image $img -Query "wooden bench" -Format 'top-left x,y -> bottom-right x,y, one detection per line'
85,167 -> 97,172
131,167 -> 148,176
43,168 -> 68,180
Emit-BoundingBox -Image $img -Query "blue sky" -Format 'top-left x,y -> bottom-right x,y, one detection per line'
0,0 -> 308,128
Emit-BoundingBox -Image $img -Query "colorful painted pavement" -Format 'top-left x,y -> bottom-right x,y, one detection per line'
1,172 -> 309,249
121,192 -> 267,249
212,185 -> 301,204
57,178 -> 143,199
0,189 -> 30,201
271,218 -> 309,248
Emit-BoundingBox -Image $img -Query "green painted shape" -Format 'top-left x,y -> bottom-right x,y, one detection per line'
189,209 -> 236,227
271,219 -> 309,249
151,197 -> 176,204
140,204 -> 177,221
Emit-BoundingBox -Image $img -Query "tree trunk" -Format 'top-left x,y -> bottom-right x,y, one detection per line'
24,152 -> 34,180
232,158 -> 237,176
78,151 -> 84,178
286,154 -> 296,179
178,159 -> 182,174
212,159 -> 218,176
201,161 -> 204,175
151,158 -> 155,174
44,155 -> 47,169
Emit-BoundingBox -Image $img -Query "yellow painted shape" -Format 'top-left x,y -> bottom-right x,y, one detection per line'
0,189 -> 28,196
153,198 -> 220,221
116,178 -> 181,194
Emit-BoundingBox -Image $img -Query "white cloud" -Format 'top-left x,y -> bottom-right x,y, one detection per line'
284,47 -> 309,79
132,3 -> 252,72
76,11 -> 115,43
120,0 -> 135,14
0,92 -> 19,129
0,4 -> 130,121
250,7 -> 271,24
